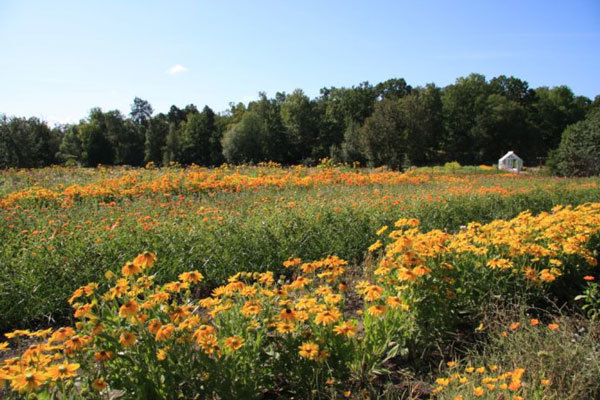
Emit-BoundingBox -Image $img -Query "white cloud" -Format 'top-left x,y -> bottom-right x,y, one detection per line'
167,64 -> 189,75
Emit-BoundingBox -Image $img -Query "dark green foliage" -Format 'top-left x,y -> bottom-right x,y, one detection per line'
0,115 -> 61,168
548,109 -> 600,176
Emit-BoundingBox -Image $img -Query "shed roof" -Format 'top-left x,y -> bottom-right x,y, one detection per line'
499,151 -> 522,162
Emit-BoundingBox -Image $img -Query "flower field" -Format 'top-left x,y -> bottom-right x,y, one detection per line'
1,164 -> 599,399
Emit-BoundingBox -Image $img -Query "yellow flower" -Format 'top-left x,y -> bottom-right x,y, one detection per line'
541,378 -> 551,386
157,348 -> 168,360
0,342 -> 9,351
368,240 -> 382,252
4,329 -> 31,339
298,342 -> 319,359
276,321 -> 296,334
435,378 -> 450,386
473,386 -> 485,397
376,225 -> 389,235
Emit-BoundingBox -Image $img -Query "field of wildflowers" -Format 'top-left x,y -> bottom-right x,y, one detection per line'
1,163 -> 599,399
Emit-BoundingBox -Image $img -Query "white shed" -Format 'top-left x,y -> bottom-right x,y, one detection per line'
498,151 -> 523,172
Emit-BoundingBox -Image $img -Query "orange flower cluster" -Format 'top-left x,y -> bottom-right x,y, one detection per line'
371,203 -> 600,288
432,363 -> 546,398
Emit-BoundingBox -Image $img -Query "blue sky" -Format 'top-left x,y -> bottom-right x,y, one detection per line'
1,0 -> 599,125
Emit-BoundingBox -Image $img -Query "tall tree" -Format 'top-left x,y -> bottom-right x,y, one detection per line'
281,89 -> 318,163
358,98 -> 407,169
441,73 -> 490,164
162,122 -> 180,165
58,125 -> 82,164
399,84 -> 443,165
130,97 -> 153,127
144,113 -> 169,165
179,106 -> 217,165
78,108 -> 114,166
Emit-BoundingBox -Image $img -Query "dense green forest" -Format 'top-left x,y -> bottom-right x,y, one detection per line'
2,73 -> 599,174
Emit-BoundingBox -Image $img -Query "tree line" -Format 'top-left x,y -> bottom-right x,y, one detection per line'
1,73 -> 598,173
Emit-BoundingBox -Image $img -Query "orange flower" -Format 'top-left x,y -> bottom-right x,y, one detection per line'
121,261 -> 142,277
178,270 -> 204,283
148,319 -> 163,335
473,386 -> 484,397
584,275 -> 595,281
92,377 -> 108,391
333,321 -> 356,337
315,309 -> 341,325
46,362 -> 79,381
367,304 -> 386,317
155,324 -> 175,341
49,327 -> 75,343
119,332 -> 137,348
509,322 -> 520,331
548,323 -> 559,331
279,308 -> 297,322
508,380 -> 522,391
133,251 -> 157,269
10,371 -> 47,392
363,285 -> 384,301
225,336 -> 245,351
530,319 -> 539,326
241,301 -> 261,317
94,350 -> 114,362
283,258 -> 301,268
119,300 -> 139,318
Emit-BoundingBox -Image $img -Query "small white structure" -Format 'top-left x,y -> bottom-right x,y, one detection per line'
498,151 -> 523,172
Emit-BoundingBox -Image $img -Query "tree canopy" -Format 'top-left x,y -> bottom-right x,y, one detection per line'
0,74 -> 596,174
